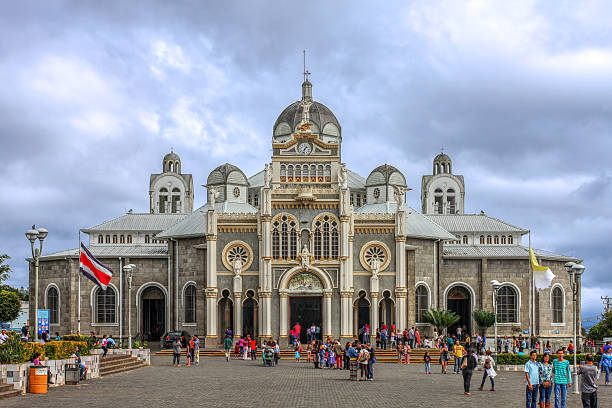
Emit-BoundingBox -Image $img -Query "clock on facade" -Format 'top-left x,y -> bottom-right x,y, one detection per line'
297,142 -> 312,155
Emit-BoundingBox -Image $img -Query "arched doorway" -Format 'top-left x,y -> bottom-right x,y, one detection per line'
378,290 -> 394,329
141,286 -> 165,342
446,285 -> 472,337
242,290 -> 258,338
287,272 -> 323,343
354,290 -> 370,342
218,289 -> 233,338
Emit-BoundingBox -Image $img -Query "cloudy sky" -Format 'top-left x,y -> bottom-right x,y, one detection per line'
1,1 -> 610,322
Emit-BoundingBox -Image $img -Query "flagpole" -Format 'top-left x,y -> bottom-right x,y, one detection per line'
528,230 -> 532,340
78,229 -> 82,334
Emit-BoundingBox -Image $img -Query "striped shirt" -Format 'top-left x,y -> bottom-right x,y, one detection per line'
553,359 -> 571,384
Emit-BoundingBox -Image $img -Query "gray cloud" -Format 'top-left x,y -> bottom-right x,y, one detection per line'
1,0 -> 611,320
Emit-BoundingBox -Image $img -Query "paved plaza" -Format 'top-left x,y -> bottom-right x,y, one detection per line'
5,356 -> 612,407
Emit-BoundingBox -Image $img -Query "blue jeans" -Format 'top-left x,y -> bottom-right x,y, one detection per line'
425,362 -> 430,373
554,383 -> 567,408
526,385 -> 538,408
538,384 -> 552,402
454,356 -> 461,373
367,360 -> 374,379
602,365 -> 610,383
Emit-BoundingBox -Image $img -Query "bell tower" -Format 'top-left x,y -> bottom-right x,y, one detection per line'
149,150 -> 194,214
421,152 -> 465,215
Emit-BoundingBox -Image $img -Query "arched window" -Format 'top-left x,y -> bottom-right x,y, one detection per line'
253,194 -> 258,207
462,235 -> 468,244
508,235 -> 513,244
98,235 -> 103,244
95,286 -> 116,324
479,235 -> 484,244
280,165 -> 286,182
112,235 -> 118,244
159,187 -> 168,213
171,188 -> 181,213
324,165 -> 331,182
184,284 -> 197,324
145,235 -> 150,244
302,164 -> 309,181
288,165 -> 294,182
501,236 -> 506,244
295,164 -> 301,182
317,165 -> 324,182
447,188 -> 456,214
313,215 -> 339,260
496,285 -> 518,323
46,286 -> 59,325
105,235 -> 110,244
494,235 -> 499,244
310,165 -> 316,182
272,215 -> 298,260
486,235 -> 492,244
127,235 -> 132,244
434,188 -> 443,214
415,285 -> 429,323
552,286 -> 564,323
120,235 -> 125,244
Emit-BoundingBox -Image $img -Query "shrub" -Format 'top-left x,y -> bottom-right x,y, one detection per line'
0,336 -> 90,364
496,353 -> 601,365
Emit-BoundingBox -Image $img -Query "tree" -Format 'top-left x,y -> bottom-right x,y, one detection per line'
0,254 -> 9,284
472,309 -> 496,337
0,285 -> 28,302
588,311 -> 612,340
422,308 -> 460,335
0,290 -> 20,323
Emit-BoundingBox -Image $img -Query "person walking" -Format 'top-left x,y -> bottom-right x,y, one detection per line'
415,328 -> 421,348
424,351 -> 431,375
250,337 -> 257,360
185,336 -> 192,366
397,340 -> 404,364
358,345 -> 370,381
295,344 -> 302,362
599,346 -> 612,386
101,335 -> 108,358
440,344 -> 450,374
334,341 -> 344,369
367,344 -> 376,381
193,335 -> 200,365
578,354 -> 599,408
172,337 -> 181,367
223,336 -> 233,362
461,347 -> 477,395
552,349 -> 572,408
478,349 -> 496,391
525,350 -> 540,408
539,352 -> 554,408
404,341 -> 411,364
454,341 -> 465,374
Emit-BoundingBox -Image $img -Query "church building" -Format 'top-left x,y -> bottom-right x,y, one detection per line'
30,75 -> 583,347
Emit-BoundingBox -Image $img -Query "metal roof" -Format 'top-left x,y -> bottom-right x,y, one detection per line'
248,169 -> 265,188
347,169 -> 366,189
425,214 -> 528,233
356,202 -> 456,240
156,202 -> 258,239
83,213 -> 187,232
442,245 -> 580,261
37,245 -> 169,260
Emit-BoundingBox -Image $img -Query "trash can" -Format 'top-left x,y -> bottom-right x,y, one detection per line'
349,361 -> 358,381
29,366 -> 48,394
65,364 -> 80,385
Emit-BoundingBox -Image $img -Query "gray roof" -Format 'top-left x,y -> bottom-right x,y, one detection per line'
442,245 -> 581,262
248,169 -> 265,188
366,164 -> 407,187
207,163 -> 248,186
83,213 -> 187,233
37,245 -> 169,260
425,214 -> 528,233
347,169 -> 366,189
356,202 -> 456,240
274,100 -> 340,136
156,202 -> 258,239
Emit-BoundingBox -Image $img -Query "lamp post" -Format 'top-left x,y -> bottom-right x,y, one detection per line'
564,261 -> 585,395
123,264 -> 136,349
491,279 -> 502,362
26,225 -> 48,341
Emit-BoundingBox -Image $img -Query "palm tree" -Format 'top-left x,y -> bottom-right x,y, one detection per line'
422,309 -> 460,336
472,309 -> 496,337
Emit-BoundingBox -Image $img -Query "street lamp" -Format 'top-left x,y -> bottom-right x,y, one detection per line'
123,264 -> 136,349
491,279 -> 502,362
26,225 -> 48,341
565,261 -> 585,395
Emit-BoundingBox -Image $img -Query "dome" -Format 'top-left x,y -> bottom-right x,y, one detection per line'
163,150 -> 181,173
273,80 -> 341,137
164,151 -> 180,162
433,152 -> 452,175
434,153 -> 451,163
206,163 -> 248,186
366,164 -> 407,187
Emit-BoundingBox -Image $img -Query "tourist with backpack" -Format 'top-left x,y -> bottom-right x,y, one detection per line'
358,345 -> 370,381
461,347 -> 478,395
478,349 -> 496,391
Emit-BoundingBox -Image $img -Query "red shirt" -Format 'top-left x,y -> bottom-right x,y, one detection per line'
294,324 -> 301,335
250,340 -> 256,349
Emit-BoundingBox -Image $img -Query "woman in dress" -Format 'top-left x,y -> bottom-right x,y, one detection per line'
404,342 -> 411,364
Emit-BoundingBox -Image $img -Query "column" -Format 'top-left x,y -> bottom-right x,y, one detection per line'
370,292 -> 379,343
279,291 -> 288,339
395,203 -> 407,331
405,249 -> 416,328
323,290 -> 332,338
260,186 -> 273,339
205,205 -> 218,348
233,276 -> 242,338
339,184 -> 352,341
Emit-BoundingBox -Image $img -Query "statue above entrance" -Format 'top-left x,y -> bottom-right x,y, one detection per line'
288,272 -> 323,291
299,245 -> 311,270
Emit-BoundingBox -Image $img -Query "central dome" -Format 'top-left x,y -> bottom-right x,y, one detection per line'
273,80 -> 341,138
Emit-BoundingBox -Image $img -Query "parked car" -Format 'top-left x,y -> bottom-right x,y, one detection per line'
162,331 -> 191,349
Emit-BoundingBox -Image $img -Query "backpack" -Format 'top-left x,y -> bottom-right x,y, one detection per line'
359,350 -> 369,362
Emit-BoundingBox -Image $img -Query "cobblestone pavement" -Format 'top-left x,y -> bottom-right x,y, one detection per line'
5,357 -> 611,407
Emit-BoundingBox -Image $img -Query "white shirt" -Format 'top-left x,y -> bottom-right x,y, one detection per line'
0,333 -> 8,343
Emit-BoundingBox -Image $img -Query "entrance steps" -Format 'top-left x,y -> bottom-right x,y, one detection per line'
0,380 -> 20,400
154,347 -> 456,365
100,355 -> 146,377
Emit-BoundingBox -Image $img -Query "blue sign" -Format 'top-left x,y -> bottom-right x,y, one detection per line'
555,330 -> 560,334
37,309 -> 49,337
523,330 -> 529,334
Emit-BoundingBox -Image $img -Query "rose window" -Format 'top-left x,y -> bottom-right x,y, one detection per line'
227,245 -> 248,266
364,245 -> 386,267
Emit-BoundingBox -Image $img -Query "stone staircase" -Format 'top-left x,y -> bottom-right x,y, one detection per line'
100,355 -> 146,377
0,380 -> 20,400
154,347 -> 457,365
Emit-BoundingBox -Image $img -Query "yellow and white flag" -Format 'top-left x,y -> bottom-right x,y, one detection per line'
530,248 -> 555,290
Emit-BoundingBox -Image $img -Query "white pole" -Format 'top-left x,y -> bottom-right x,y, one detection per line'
78,230 -> 82,334
119,257 -> 123,345
528,231 -> 532,342
572,276 -> 579,394
34,255 -> 39,340
128,269 -> 133,349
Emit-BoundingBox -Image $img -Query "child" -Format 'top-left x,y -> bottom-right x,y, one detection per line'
328,349 -> 336,368
424,351 -> 431,374
397,341 -> 404,364
295,344 -> 302,362
390,330 -> 396,349
405,342 -> 411,364
306,341 -> 313,363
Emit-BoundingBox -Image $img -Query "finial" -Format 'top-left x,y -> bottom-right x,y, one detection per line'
171,147 -> 174,153
303,49 -> 311,82
440,145 -> 444,154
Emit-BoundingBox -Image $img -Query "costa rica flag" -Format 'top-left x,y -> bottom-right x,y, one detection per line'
79,243 -> 113,290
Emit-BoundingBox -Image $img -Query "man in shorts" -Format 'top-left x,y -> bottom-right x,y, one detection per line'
224,336 -> 233,362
